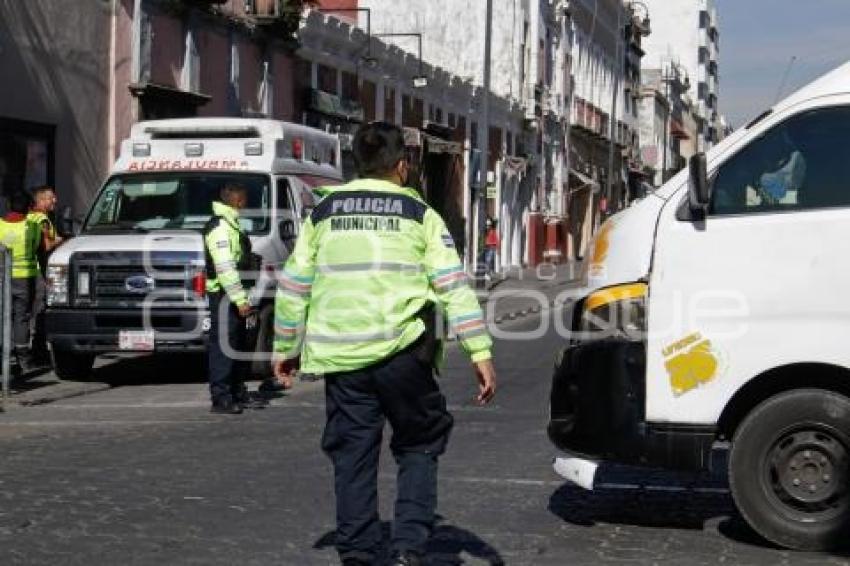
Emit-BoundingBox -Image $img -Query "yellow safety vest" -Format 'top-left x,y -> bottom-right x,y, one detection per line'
27,211 -> 56,240
0,216 -> 41,278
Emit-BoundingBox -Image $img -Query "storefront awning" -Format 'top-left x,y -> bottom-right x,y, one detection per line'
423,134 -> 462,155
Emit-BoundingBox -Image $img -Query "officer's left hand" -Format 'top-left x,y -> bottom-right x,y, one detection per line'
272,356 -> 299,389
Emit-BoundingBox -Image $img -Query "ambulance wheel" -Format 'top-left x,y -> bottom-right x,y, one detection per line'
251,303 -> 274,378
51,350 -> 95,381
729,388 -> 850,551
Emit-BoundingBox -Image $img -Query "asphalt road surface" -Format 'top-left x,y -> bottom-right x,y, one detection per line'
1,309 -> 848,565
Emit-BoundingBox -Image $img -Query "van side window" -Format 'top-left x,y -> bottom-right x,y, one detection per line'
710,106 -> 850,215
277,179 -> 293,211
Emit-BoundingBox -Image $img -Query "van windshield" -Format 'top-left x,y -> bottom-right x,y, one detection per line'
83,173 -> 271,234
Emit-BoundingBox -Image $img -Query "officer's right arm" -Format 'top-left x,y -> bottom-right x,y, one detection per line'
273,217 -> 317,360
205,223 -> 248,307
423,210 -> 492,363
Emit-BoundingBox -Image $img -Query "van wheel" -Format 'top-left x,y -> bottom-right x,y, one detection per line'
251,304 -> 274,378
729,388 -> 850,551
51,350 -> 96,381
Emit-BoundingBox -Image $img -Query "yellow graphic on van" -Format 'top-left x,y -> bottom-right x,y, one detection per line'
662,332 -> 719,397
588,221 -> 615,277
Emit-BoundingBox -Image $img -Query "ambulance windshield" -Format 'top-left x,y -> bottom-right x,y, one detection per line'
84,173 -> 271,234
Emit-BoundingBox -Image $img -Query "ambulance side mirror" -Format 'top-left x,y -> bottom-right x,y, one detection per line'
688,152 -> 710,212
279,219 -> 296,242
58,206 -> 79,237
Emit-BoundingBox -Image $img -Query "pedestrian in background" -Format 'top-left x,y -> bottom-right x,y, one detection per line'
29,185 -> 63,365
0,191 -> 43,376
484,217 -> 500,279
273,122 -> 497,566
203,184 -> 268,414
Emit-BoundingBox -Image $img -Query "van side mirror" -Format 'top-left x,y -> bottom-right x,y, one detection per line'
279,219 -> 296,242
58,206 -> 78,237
688,152 -> 710,211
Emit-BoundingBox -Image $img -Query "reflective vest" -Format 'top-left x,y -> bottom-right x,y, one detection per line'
28,211 -> 56,274
27,211 -> 56,240
274,178 -> 492,375
0,216 -> 41,278
203,201 -> 252,307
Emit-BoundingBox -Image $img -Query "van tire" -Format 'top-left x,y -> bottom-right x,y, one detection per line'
51,350 -> 96,381
251,303 -> 274,378
729,388 -> 850,551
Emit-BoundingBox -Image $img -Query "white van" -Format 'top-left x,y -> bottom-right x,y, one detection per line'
46,118 -> 342,379
549,62 -> 850,550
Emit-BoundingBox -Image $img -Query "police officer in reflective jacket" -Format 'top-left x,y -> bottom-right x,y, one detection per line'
203,183 -> 267,414
273,122 -> 497,566
0,191 -> 42,376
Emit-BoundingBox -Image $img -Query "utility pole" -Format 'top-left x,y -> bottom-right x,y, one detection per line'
471,0 -> 493,275
661,66 -> 670,182
605,3 -> 622,213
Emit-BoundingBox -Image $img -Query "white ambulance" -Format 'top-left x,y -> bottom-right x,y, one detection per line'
46,118 -> 342,379
549,62 -> 850,550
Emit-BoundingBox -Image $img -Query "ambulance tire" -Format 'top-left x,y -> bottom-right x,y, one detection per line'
251,303 -> 274,378
729,388 -> 850,551
52,350 -> 95,381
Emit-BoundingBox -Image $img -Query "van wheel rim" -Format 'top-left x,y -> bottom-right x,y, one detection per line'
766,427 -> 848,520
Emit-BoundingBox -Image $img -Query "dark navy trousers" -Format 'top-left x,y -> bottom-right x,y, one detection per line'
322,342 -> 454,562
207,291 -> 249,404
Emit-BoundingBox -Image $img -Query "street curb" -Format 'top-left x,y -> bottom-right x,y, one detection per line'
3,381 -> 112,410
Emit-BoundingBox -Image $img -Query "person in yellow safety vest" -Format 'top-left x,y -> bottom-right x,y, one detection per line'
28,185 -> 64,365
0,191 -> 44,376
272,122 -> 497,566
203,183 -> 268,414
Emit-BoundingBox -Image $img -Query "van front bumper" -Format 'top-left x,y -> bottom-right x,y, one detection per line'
46,308 -> 210,353
547,338 -> 716,472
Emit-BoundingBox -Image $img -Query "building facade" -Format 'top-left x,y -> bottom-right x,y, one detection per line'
640,0 -> 722,149
354,0 -> 574,268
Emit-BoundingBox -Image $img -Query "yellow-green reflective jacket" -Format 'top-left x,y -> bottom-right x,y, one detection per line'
203,201 -> 249,307
273,178 -> 492,375
27,211 -> 56,240
0,216 -> 41,278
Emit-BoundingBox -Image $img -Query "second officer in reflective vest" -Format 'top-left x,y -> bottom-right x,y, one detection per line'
0,191 -> 43,376
203,183 -> 266,414
273,122 -> 497,566
28,185 -> 63,365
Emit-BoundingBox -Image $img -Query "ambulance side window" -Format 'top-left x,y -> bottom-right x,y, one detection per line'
710,105 -> 850,215
276,179 -> 293,211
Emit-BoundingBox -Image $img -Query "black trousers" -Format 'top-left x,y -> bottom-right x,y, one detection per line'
11,278 -> 35,362
206,292 -> 250,404
322,342 -> 454,562
32,275 -> 48,359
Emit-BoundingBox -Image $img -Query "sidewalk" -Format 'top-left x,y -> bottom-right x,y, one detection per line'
478,262 -> 582,325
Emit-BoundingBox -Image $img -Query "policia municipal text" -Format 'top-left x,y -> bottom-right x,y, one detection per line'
273,123 -> 497,566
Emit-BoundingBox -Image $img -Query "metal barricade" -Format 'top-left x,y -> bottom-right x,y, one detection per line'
0,246 -> 10,411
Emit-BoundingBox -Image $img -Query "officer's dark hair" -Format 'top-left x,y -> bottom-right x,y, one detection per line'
8,191 -> 32,214
353,121 -> 406,178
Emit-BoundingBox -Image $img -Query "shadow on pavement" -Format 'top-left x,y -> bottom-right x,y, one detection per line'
546,463 -> 783,550
91,353 -> 208,386
314,518 -> 504,565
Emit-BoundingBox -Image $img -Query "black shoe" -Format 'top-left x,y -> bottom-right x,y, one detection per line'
341,559 -> 371,566
389,551 -> 423,566
210,399 -> 243,415
258,377 -> 286,394
234,391 -> 269,409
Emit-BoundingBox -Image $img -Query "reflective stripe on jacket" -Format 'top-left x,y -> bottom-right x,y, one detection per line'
273,178 -> 492,375
0,216 -> 41,278
203,201 -> 249,307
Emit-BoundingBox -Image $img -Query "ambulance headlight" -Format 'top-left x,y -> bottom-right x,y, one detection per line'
579,283 -> 647,340
47,265 -> 69,306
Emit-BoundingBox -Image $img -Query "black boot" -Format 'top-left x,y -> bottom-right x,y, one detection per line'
210,397 -> 243,415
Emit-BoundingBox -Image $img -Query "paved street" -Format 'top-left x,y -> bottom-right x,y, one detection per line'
1,307 -> 849,565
